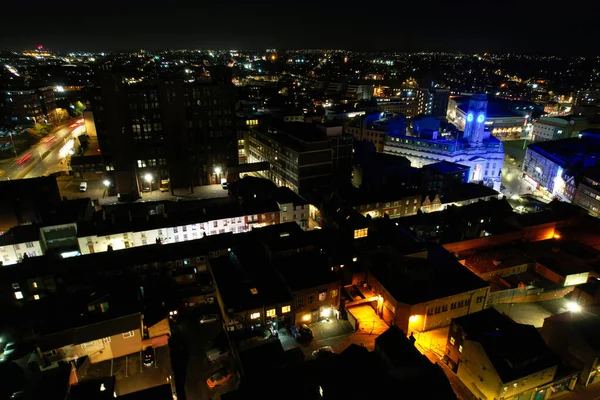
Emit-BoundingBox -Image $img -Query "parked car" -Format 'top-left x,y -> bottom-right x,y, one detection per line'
206,368 -> 232,389
79,182 -> 88,192
2,341 -> 16,360
311,346 -> 334,359
143,346 -> 154,367
297,324 -> 314,341
206,347 -> 230,362
199,314 -> 220,324
288,325 -> 300,340
221,181 -> 228,190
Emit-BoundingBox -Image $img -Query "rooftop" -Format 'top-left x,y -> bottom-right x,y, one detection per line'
462,246 -> 532,274
543,306 -> 600,352
422,160 -> 470,175
0,224 -> 40,246
440,183 -> 499,204
276,252 -> 340,292
527,132 -> 600,167
522,239 -> 597,277
456,308 -> 560,383
365,244 -> 489,305
210,250 -> 292,313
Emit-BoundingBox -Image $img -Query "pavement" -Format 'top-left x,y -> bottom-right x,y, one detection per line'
0,120 -> 78,181
170,301 -> 236,400
78,345 -> 173,396
56,176 -> 230,205
492,298 -> 570,328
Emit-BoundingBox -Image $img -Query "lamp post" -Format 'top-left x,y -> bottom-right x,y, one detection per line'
214,166 -> 222,184
103,179 -> 110,198
144,173 -> 153,193
8,131 -> 17,158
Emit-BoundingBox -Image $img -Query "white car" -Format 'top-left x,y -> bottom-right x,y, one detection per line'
79,182 -> 88,192
2,342 -> 16,360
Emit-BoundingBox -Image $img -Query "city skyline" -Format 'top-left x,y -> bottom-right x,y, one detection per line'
1,0 -> 599,54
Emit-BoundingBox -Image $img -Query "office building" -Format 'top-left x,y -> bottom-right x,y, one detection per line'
522,131 -> 600,198
416,88 -> 449,118
247,121 -> 332,197
0,86 -> 57,123
573,172 -> 600,216
385,94 -> 504,191
345,113 -> 406,153
89,69 -> 237,197
532,115 -> 592,142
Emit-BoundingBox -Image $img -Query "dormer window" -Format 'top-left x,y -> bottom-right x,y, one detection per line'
250,288 -> 258,295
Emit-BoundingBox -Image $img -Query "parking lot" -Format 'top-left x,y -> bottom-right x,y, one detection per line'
79,345 -> 173,396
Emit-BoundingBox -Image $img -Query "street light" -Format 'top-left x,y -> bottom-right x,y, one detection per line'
103,180 -> 110,187
144,173 -> 153,183
567,302 -> 581,313
214,167 -> 222,175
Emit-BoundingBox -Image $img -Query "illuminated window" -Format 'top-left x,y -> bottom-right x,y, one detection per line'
32,281 -> 38,289
450,337 -> 455,345
266,309 -> 276,318
250,288 -> 258,295
330,289 -> 338,298
458,345 -> 463,353
14,291 -> 23,300
282,305 -> 291,313
122,331 -> 135,338
250,312 -> 260,320
318,291 -> 326,301
354,228 -> 368,239
34,294 -> 40,300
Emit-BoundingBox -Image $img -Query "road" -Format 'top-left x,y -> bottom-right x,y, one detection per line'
0,120 -> 78,181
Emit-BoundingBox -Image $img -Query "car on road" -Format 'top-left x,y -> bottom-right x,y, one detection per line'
311,346 -> 334,359
143,346 -> 154,367
79,182 -> 88,192
2,341 -> 17,360
221,181 -> 228,190
15,154 -> 31,165
206,368 -> 233,389
199,314 -> 220,324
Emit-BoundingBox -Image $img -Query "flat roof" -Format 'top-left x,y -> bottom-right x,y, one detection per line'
521,239 -> 597,276
422,160 -> 470,174
366,244 -> 489,305
462,246 -> 532,274
210,250 -> 292,312
275,252 -> 340,291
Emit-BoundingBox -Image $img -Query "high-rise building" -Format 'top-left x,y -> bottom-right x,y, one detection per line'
416,88 -> 450,118
89,70 -> 237,196
0,87 -> 57,123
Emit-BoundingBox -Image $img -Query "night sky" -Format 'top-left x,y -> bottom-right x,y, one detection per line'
1,0 -> 598,54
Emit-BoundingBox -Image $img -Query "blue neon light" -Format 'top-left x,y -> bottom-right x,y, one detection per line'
477,114 -> 485,123
467,113 -> 474,122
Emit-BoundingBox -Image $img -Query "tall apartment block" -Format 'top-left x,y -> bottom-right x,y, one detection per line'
89,68 -> 237,196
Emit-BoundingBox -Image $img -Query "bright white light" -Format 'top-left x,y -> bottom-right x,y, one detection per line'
103,180 -> 110,187
567,302 -> 581,312
56,86 -> 65,92
144,173 -> 153,183
214,167 -> 222,175
100,383 -> 106,392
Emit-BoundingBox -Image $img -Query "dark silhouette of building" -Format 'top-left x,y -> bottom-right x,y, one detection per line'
89,68 -> 237,196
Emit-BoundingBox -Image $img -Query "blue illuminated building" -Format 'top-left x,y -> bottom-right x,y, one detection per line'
522,129 -> 600,199
384,94 -> 504,191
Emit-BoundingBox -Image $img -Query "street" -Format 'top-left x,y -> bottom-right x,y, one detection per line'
0,121 -> 77,181
171,303 -> 237,400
